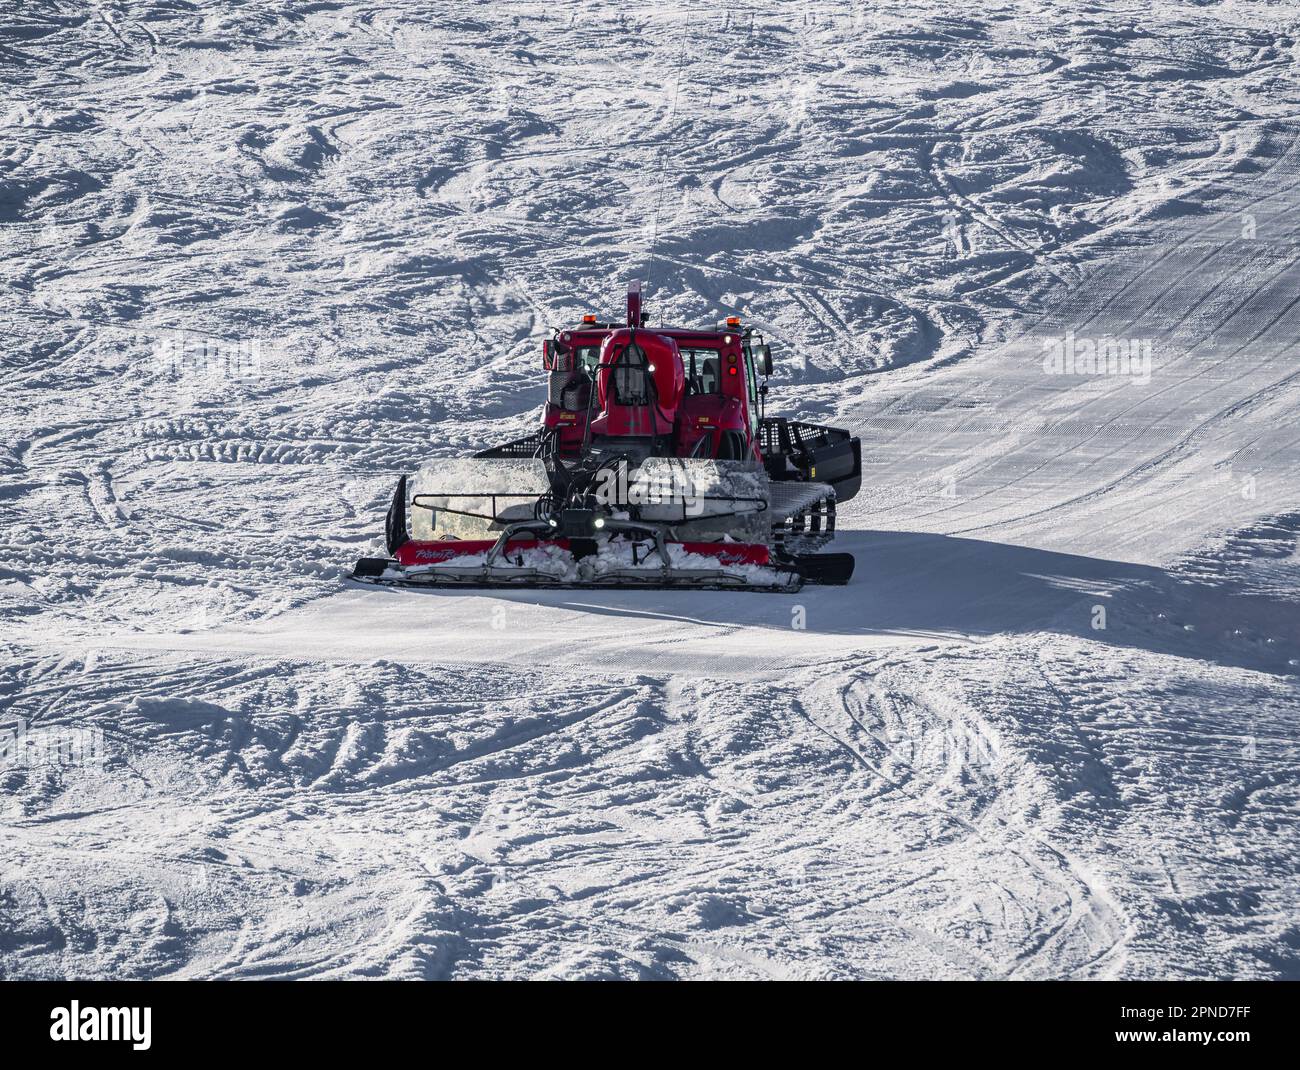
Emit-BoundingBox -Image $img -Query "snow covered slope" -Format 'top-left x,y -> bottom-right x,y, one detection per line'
1,1 -> 1298,979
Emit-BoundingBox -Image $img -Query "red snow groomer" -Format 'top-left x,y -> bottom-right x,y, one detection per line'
353,282 -> 861,592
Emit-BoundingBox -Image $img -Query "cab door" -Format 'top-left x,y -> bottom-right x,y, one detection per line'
741,343 -> 761,448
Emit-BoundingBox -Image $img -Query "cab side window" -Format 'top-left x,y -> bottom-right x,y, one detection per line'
742,345 -> 761,439
684,349 -> 721,395
743,346 -> 759,404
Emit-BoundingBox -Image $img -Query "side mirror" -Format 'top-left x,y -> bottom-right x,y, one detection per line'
757,344 -> 773,376
542,339 -> 571,371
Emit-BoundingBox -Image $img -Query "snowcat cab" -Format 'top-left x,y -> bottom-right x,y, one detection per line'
353,281 -> 861,591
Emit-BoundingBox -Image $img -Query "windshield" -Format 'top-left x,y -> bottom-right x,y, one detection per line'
609,343 -> 650,405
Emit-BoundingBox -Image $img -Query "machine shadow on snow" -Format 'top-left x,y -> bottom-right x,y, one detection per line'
384,529 -> 1298,675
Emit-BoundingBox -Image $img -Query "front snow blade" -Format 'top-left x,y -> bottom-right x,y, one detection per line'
354,557 -> 393,579
385,475 -> 409,556
409,458 -> 554,540
349,558 -> 803,593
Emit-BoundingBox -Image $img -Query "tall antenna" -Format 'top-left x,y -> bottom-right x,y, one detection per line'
642,15 -> 692,304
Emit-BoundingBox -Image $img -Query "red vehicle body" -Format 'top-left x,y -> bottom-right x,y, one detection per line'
393,537 -> 772,569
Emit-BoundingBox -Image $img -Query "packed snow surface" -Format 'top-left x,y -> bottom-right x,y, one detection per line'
2,1 -> 1299,979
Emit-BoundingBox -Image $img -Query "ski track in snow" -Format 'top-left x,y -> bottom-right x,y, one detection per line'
2,1 -> 1299,979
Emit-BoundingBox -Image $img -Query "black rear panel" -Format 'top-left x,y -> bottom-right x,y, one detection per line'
474,431 -> 552,459
759,417 -> 862,503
